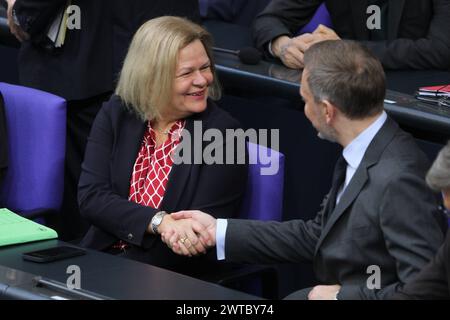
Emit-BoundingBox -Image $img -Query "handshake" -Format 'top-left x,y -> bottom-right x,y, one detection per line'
157,210 -> 218,257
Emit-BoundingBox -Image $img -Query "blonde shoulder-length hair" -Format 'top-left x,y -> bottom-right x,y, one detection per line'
115,16 -> 221,121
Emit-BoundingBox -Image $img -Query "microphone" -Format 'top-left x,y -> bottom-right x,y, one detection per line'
213,47 -> 262,65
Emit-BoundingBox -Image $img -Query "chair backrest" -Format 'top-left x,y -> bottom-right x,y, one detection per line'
0,83 -> 66,216
297,3 -> 333,35
239,142 -> 285,221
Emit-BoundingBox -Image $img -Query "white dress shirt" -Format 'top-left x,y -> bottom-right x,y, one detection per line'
216,111 -> 388,260
336,111 -> 387,203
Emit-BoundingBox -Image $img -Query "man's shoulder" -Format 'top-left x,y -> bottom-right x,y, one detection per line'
373,127 -> 429,176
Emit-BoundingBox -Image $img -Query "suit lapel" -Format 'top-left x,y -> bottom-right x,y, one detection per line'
115,111 -> 196,211
160,104 -> 213,211
115,101 -> 212,212
114,110 -> 147,198
388,0 -> 405,40
350,0 -> 369,40
159,118 -> 196,212
314,117 -> 399,254
318,165 -> 370,247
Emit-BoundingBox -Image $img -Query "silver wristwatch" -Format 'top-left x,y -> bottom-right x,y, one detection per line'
151,211 -> 167,234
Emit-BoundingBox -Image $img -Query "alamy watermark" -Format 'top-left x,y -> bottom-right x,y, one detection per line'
172,121 -> 281,176
65,5 -> 81,30
66,265 -> 81,290
366,265 -> 381,290
366,5 -> 381,30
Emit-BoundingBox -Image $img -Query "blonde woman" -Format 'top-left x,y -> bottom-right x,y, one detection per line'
78,17 -> 247,276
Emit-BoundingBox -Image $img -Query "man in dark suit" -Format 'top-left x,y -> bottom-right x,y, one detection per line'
5,0 -> 200,240
393,142 -> 450,300
200,0 -> 270,26
253,0 -> 450,70
0,92 -> 7,186
168,40 -> 446,299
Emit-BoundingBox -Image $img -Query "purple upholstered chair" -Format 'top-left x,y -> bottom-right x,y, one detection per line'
239,142 -> 284,221
208,142 -> 285,299
297,2 -> 333,35
0,83 -> 66,221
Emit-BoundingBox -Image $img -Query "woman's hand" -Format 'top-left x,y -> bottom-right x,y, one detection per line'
158,214 -> 209,256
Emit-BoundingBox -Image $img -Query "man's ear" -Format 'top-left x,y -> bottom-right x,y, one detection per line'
322,100 -> 337,124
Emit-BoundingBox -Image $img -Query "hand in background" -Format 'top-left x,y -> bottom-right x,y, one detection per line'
312,24 -> 341,42
158,214 -> 209,257
6,0 -> 29,42
272,25 -> 341,69
167,210 -> 217,256
272,34 -> 315,69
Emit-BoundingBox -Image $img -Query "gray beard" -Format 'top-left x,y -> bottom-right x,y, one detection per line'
318,130 -> 337,143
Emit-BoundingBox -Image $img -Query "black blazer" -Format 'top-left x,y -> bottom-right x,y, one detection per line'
253,0 -> 450,70
394,231 -> 450,300
203,0 -> 270,26
225,117 -> 446,299
0,92 -> 7,185
78,96 -> 247,273
14,0 -> 200,100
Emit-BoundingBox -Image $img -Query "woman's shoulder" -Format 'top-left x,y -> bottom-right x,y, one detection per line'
100,95 -> 128,113
99,95 -> 142,120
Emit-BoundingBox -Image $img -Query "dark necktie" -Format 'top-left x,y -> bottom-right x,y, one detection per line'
325,156 -> 347,220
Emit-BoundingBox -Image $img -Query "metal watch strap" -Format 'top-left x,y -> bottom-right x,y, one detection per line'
151,211 -> 167,234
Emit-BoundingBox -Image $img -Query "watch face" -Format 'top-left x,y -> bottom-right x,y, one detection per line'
152,212 -> 166,234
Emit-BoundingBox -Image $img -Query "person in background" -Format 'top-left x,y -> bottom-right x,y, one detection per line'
393,141 -> 450,300
253,0 -> 450,70
78,17 -> 248,277
5,0 -> 200,240
165,40 -> 446,299
199,0 -> 270,26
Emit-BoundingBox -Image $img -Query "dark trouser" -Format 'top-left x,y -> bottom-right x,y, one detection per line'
59,92 -> 112,241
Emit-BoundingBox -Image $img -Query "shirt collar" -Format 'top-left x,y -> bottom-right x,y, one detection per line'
343,111 -> 387,169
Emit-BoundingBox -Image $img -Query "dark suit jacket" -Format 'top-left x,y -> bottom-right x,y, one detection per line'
253,0 -> 450,70
394,231 -> 450,300
14,0 -> 200,100
225,117 -> 446,299
0,92 -> 7,185
201,0 -> 270,26
78,96 -> 247,274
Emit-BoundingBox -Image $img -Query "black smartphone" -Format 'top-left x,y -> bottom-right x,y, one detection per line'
22,246 -> 86,263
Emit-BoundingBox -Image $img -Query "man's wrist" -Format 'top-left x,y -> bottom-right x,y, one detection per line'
271,35 -> 290,58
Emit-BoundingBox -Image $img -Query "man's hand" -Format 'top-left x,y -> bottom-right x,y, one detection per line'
6,0 -> 29,42
272,25 -> 341,69
272,34 -> 316,69
157,214 -> 209,257
167,210 -> 217,256
308,284 -> 341,300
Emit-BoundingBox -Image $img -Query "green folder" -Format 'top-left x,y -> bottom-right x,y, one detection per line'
0,208 -> 58,247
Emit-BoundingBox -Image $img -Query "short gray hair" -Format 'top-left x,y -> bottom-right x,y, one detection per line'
426,141 -> 450,191
303,40 -> 385,120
